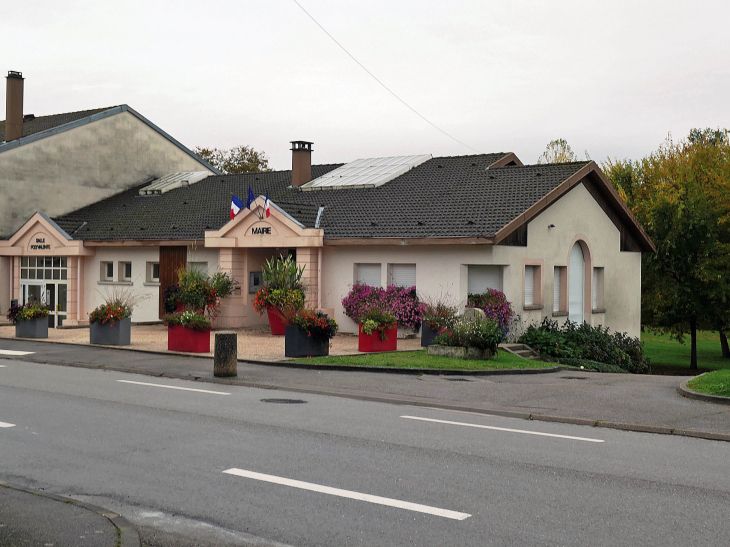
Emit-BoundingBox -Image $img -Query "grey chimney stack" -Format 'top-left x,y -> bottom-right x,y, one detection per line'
291,141 -> 313,187
5,71 -> 24,142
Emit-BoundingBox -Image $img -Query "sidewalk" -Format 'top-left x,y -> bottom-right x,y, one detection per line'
0,482 -> 138,547
1,337 -> 730,441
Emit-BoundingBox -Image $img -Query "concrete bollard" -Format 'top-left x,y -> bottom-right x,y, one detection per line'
214,331 -> 238,377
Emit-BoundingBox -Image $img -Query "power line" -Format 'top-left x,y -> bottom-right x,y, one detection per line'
291,0 -> 482,154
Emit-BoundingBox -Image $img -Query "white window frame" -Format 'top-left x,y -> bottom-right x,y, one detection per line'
467,265 -> 502,294
119,261 -> 132,282
355,263 -> 382,287
389,264 -> 416,289
100,261 -> 114,282
592,267 -> 604,311
146,262 -> 160,284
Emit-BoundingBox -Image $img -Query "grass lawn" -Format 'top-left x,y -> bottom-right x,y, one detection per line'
292,349 -> 557,371
642,331 -> 730,375
686,370 -> 730,397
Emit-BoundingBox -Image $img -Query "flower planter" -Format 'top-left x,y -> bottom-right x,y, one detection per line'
427,345 -> 495,360
167,324 -> 211,353
358,323 -> 397,353
90,317 -> 131,346
421,325 -> 440,347
15,317 -> 48,339
284,324 -> 330,358
267,307 -> 287,336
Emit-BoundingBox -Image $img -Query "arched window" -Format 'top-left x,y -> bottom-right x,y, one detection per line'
569,242 -> 585,323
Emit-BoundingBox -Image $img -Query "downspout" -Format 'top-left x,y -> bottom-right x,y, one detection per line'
317,247 -> 322,310
77,256 -> 82,321
315,206 -> 324,310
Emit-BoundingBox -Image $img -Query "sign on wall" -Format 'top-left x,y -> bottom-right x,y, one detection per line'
249,223 -> 277,236
27,232 -> 53,252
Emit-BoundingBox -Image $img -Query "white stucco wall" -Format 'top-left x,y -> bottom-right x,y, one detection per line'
83,247 -> 162,323
320,182 -> 642,337
82,245 -> 222,323
0,110 -> 212,237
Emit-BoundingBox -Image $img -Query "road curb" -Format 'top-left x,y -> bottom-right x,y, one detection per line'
0,337 -> 571,376
0,481 -> 141,547
677,374 -> 730,406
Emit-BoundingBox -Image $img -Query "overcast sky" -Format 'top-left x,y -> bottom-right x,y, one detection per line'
5,0 -> 730,170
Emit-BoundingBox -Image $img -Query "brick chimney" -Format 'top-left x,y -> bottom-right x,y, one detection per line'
291,141 -> 313,187
5,71 -> 24,142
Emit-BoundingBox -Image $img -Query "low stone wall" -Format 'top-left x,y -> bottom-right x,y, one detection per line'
427,345 -> 494,360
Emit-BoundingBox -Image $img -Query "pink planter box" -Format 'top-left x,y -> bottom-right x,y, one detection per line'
167,325 -> 210,353
358,324 -> 397,352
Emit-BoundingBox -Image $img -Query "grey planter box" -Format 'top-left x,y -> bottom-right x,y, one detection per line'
427,344 -> 495,360
421,326 -> 439,347
90,317 -> 131,346
285,324 -> 330,358
15,317 -> 48,339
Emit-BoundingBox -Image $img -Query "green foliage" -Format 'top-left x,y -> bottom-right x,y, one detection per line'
537,138 -> 579,164
433,316 -> 503,351
168,268 -> 237,318
262,255 -> 305,292
6,301 -> 49,324
604,128 -> 730,369
518,318 -> 649,373
193,145 -> 272,174
162,311 -> 211,331
292,310 -> 338,340
361,309 -> 396,340
553,357 -> 629,374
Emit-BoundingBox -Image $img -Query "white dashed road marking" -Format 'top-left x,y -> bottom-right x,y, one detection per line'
0,350 -> 34,356
0,422 -> 16,428
401,415 -> 604,443
223,468 -> 471,520
117,380 -> 230,395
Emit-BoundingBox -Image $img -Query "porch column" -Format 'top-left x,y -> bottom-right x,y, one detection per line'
296,247 -> 319,309
216,248 -> 247,329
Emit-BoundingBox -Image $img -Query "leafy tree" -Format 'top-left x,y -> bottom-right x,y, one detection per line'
537,138 -> 578,164
194,145 -> 272,174
607,129 -> 730,369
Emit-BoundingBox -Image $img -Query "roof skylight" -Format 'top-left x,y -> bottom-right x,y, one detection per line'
139,172 -> 210,196
299,154 -> 432,191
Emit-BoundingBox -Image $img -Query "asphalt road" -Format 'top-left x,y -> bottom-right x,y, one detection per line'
0,359 -> 728,546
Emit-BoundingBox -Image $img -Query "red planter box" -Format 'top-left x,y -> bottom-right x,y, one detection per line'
267,307 -> 287,336
358,324 -> 397,352
167,324 -> 211,353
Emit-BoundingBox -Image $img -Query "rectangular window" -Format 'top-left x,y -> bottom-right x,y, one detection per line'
356,264 -> 382,287
188,261 -> 208,273
553,266 -> 566,312
249,271 -> 263,293
100,262 -> 113,281
146,262 -> 160,283
390,264 -> 416,289
119,262 -> 132,282
593,267 -> 604,310
467,265 -> 502,294
525,265 -> 535,306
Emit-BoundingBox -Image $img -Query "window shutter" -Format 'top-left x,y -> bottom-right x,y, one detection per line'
593,268 -> 599,309
553,267 -> 561,312
391,264 -> 416,289
467,265 -> 502,294
356,264 -> 382,287
525,266 -> 534,306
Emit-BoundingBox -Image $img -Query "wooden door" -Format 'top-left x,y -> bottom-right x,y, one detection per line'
159,246 -> 187,318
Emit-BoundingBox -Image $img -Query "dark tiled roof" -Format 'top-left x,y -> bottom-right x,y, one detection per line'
54,165 -> 343,240
53,153 -> 589,241
0,107 -> 116,142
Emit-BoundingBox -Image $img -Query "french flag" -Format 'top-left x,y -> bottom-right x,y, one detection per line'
231,194 -> 244,219
265,193 -> 270,218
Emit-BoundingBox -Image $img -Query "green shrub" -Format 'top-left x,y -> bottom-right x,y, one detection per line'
361,309 -> 396,340
433,316 -> 502,351
554,357 -> 629,374
518,317 -> 649,373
